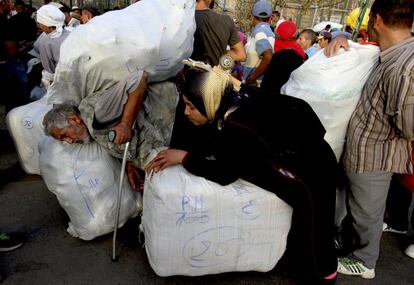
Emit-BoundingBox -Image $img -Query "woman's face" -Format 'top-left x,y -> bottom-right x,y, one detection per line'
183,95 -> 209,126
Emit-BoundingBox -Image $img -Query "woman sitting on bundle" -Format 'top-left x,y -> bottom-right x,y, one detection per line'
146,65 -> 338,285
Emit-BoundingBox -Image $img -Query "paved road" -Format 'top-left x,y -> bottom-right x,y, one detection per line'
1,131 -> 414,285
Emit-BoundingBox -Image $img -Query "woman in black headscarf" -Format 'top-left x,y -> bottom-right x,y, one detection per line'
146,67 -> 338,285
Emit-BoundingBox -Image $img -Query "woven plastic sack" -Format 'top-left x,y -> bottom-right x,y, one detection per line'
281,41 -> 379,160
39,137 -> 141,240
142,158 -> 292,276
47,0 -> 195,105
6,96 -> 51,174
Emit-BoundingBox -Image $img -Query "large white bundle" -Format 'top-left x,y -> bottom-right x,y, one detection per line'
142,164 -> 293,276
39,137 -> 141,240
281,41 -> 379,160
6,97 -> 51,174
47,0 -> 195,105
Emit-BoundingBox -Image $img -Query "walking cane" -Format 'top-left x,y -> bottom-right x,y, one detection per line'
109,128 -> 132,261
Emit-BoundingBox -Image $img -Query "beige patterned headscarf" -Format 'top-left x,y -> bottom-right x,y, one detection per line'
199,66 -> 232,121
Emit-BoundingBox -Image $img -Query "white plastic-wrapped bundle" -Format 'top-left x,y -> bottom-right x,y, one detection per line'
39,137 -> 141,240
47,0 -> 195,105
281,41 -> 379,160
142,164 -> 293,276
6,97 -> 51,174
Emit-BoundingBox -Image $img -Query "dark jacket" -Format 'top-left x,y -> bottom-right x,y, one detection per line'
182,89 -> 336,195
260,49 -> 305,95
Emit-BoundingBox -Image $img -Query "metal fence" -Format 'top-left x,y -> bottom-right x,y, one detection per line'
229,0 -> 362,33
280,2 -> 358,30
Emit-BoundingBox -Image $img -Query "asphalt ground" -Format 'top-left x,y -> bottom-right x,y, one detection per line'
1,122 -> 414,285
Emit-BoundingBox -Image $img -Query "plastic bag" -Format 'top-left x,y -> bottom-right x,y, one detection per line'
39,137 -> 141,240
281,41 -> 379,160
6,96 -> 51,174
47,0 -> 195,105
142,151 -> 292,276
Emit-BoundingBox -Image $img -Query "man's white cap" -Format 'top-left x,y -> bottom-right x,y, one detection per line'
36,4 -> 65,28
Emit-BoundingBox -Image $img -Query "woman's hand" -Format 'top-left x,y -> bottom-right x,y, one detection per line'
126,161 -> 144,191
145,149 -> 188,173
111,121 -> 132,144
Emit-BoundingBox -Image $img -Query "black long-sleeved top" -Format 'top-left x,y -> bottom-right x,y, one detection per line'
181,90 -> 337,196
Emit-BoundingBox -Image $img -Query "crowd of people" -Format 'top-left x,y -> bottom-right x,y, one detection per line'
1,0 -> 414,284
0,0 -> 101,111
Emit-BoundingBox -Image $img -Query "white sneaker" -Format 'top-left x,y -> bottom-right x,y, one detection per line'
405,245 -> 414,259
337,257 -> 375,279
382,222 -> 407,234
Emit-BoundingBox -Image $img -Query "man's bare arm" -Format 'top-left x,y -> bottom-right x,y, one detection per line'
111,71 -> 148,144
245,49 -> 272,85
226,41 -> 247,62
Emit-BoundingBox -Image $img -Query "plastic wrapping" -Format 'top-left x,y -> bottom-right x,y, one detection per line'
6,97 -> 51,174
39,137 -> 141,240
281,41 -> 379,160
142,155 -> 292,276
47,0 -> 195,105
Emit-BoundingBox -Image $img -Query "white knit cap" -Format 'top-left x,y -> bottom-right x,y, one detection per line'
36,4 -> 65,28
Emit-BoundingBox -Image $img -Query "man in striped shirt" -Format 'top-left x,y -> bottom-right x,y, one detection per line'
327,0 -> 414,279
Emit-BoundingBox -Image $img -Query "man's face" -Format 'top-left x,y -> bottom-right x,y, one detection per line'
271,13 -> 280,23
51,118 -> 91,144
251,14 -> 259,26
37,22 -> 53,34
72,10 -> 81,19
297,33 -> 311,49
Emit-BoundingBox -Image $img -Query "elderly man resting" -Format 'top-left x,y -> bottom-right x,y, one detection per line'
42,71 -> 179,190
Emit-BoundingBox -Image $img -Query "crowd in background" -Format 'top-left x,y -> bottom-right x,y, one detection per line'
0,0 -> 102,111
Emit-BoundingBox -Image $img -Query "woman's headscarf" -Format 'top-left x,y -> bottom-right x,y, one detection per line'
274,21 -> 307,60
36,4 -> 65,38
182,66 -> 233,122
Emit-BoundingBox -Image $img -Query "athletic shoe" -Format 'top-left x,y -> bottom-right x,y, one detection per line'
0,232 -> 25,252
382,222 -> 407,234
337,257 -> 375,279
405,245 -> 414,259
